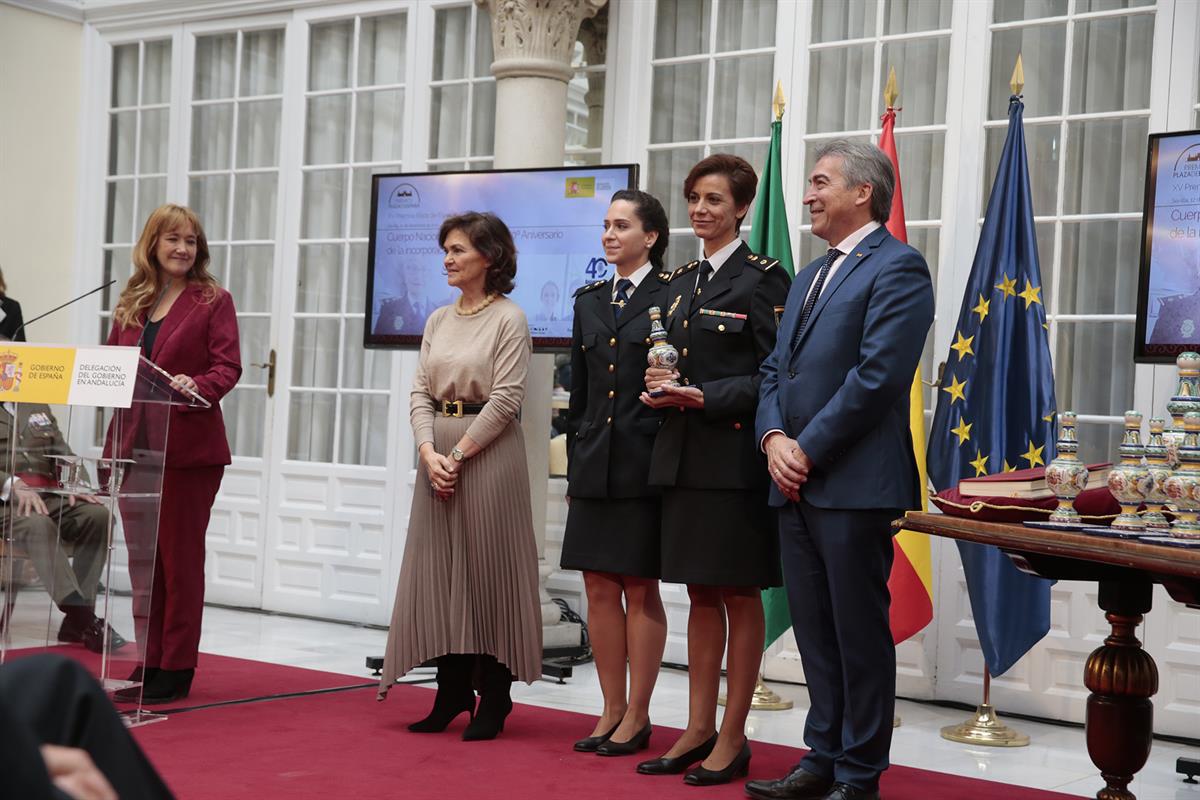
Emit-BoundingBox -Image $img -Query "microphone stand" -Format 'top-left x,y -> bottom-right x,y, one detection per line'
11,280 -> 116,340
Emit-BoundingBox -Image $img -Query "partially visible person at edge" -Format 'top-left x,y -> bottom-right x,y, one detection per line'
637,154 -> 792,786
561,190 -> 672,758
377,211 -> 542,742
105,203 -> 242,705
0,267 -> 26,341
749,139 -> 935,800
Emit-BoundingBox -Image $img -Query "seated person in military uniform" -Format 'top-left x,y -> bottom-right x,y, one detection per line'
2,399 -> 127,653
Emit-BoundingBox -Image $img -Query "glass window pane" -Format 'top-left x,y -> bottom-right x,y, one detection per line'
346,242 -> 368,314
1053,321 -> 1134,416
880,37 -> 950,127
884,0 -> 951,33
648,146 -> 704,229
224,387 -> 265,458
309,20 -> 352,91
287,392 -> 336,462
190,175 -> 231,241
1069,15 -> 1153,115
305,94 -> 351,165
994,0 -> 1068,23
989,24 -> 1066,120
297,244 -> 343,313
292,319 -> 340,387
359,14 -> 407,86
236,316 -> 271,387
566,71 -> 604,151
474,7 -> 494,78
108,111 -> 136,176
139,108 -> 168,173
136,177 -> 165,226
240,28 -> 284,96
208,244 -> 230,285
195,34 -> 237,100
811,0 -> 877,43
894,131 -> 944,221
808,45 -> 873,133
191,103 -> 234,170
1058,220 -> 1140,316
342,318 -> 390,390
1062,116 -> 1148,215
982,123 -> 1060,218
355,89 -> 404,162
111,43 -> 139,107
351,166 -> 399,239
228,244 -> 274,313
1077,0 -> 1152,11
339,394 -> 388,466
651,62 -> 709,144
106,179 -> 136,244
712,55 -> 774,140
232,172 -> 278,240
302,169 -> 348,239
102,248 -> 132,311
1073,420 -> 1121,472
655,0 -> 712,58
143,40 -> 172,104
471,82 -> 496,157
433,7 -> 471,81
663,236 -> 700,273
429,84 -> 468,158
716,0 -> 775,51
906,226 -> 940,286
237,99 -> 282,168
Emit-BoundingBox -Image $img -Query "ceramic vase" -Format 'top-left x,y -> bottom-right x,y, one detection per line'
1045,411 -> 1088,524
1142,417 -> 1173,529
1164,411 -> 1200,539
645,306 -> 679,397
1107,411 -> 1150,531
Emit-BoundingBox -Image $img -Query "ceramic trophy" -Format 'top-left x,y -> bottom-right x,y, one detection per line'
1142,418 -> 1173,530
1164,351 -> 1200,468
1106,411 -> 1150,531
1045,411 -> 1088,524
1164,411 -> 1200,539
646,306 -> 680,397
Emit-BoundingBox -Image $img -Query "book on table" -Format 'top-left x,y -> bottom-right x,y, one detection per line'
957,463 -> 1112,499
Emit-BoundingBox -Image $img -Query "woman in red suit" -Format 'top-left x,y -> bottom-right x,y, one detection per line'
107,204 -> 241,704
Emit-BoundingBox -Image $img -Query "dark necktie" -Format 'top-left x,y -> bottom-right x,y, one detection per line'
613,278 -> 633,318
694,260 -> 713,297
792,248 -> 841,349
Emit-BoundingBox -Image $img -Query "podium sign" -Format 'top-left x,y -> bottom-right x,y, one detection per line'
0,343 -> 139,408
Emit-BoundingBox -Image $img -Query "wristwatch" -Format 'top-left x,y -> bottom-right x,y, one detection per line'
450,446 -> 466,463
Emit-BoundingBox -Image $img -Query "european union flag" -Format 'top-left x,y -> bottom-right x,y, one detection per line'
927,95 -> 1055,677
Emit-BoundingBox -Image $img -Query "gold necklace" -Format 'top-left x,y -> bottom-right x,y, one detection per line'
455,293 -> 498,316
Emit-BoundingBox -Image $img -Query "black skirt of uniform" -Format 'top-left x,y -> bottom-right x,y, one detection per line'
560,497 -> 661,579
660,487 -> 781,588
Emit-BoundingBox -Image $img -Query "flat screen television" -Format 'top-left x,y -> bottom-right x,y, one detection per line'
1135,128 -> 1200,362
364,164 -> 639,350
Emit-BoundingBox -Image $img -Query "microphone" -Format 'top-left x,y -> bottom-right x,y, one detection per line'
135,281 -> 173,353
12,280 -> 116,340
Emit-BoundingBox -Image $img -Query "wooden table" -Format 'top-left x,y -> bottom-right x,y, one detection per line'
899,511 -> 1200,800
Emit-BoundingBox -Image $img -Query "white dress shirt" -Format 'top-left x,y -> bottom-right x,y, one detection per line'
694,237 -> 745,294
612,262 -> 653,301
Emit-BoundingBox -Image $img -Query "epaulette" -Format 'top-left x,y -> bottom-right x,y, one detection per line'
668,260 -> 700,281
574,279 -> 609,297
656,270 -> 672,281
746,253 -> 780,271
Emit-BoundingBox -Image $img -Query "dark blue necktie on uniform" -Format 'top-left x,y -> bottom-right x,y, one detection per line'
792,248 -> 841,349
694,260 -> 714,296
613,278 -> 633,318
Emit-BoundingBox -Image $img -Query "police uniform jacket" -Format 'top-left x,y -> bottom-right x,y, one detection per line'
566,269 -> 671,499
0,402 -> 77,486
648,242 -> 791,490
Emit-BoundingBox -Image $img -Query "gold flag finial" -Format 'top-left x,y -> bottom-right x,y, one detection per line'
884,66 -> 899,108
1010,54 -> 1024,95
772,80 -> 786,121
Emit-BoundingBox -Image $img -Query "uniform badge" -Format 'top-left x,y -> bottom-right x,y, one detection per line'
668,295 -> 682,317
774,305 -> 786,328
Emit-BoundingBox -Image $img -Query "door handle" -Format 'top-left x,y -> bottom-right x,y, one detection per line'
250,349 -> 277,398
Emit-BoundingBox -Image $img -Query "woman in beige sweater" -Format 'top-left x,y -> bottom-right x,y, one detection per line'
378,212 -> 542,741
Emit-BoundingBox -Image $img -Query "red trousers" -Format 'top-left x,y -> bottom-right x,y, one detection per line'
124,465 -> 223,670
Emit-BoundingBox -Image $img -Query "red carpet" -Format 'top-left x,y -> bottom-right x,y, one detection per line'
133,681 -> 1084,800
3,646 -> 373,711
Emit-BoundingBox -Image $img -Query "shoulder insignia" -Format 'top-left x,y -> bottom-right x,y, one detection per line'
574,279 -> 608,298
748,253 -> 779,270
669,260 -> 700,281
658,271 -> 672,281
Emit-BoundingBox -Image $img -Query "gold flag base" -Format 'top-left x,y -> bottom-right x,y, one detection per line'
939,703 -> 1030,747
717,676 -> 793,710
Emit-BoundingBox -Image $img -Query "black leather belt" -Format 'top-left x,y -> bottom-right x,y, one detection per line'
438,399 -> 486,417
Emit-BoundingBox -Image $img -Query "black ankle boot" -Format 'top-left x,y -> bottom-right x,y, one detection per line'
462,656 -> 513,741
138,668 -> 194,705
408,655 -> 476,733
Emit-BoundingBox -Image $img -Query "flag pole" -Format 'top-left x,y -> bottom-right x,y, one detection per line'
885,65 -> 902,730
940,55 -> 1031,748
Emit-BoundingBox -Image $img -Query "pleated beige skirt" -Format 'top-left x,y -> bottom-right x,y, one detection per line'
378,415 -> 543,698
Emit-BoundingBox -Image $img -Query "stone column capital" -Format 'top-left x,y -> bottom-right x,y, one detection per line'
476,0 -> 607,82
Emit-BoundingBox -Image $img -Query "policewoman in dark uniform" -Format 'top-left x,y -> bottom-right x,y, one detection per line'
561,190 -> 671,757
637,154 -> 791,786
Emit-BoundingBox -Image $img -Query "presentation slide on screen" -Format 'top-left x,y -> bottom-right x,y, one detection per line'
368,167 -> 634,344
1142,132 -> 1200,350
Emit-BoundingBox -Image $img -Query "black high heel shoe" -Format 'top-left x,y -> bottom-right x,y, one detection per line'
409,654 -> 476,733
595,722 -> 651,756
682,739 -> 751,786
574,721 -> 619,752
635,733 -> 717,775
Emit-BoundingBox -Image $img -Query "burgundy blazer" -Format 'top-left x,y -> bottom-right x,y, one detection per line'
105,284 -> 242,469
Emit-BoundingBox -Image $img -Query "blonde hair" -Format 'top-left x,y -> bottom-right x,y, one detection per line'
113,204 -> 219,328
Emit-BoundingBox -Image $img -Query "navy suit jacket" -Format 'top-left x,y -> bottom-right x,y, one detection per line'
755,226 -> 934,510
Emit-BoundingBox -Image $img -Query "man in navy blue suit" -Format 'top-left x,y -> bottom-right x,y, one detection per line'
749,140 -> 934,800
